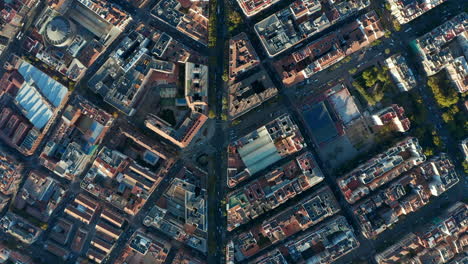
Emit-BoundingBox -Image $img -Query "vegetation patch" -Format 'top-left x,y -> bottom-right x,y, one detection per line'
427,73 -> 459,108
352,66 -> 393,106
441,105 -> 467,140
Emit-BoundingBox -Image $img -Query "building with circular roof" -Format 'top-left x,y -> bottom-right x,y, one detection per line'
43,16 -> 76,47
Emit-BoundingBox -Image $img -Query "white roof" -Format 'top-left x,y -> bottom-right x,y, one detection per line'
18,61 -> 68,107
238,126 -> 281,175
15,82 -> 53,129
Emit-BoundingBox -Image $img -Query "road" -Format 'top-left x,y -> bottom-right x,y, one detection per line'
207,0 -> 229,263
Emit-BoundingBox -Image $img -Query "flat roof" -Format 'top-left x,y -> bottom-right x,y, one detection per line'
303,102 -> 338,144
328,88 -> 361,125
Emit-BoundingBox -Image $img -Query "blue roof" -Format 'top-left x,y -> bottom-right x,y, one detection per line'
304,102 -> 338,144
18,61 -> 68,107
88,121 -> 104,144
15,82 -> 53,129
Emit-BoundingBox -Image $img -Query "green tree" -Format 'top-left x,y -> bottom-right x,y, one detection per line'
228,11 -> 242,25
377,71 -> 387,82
463,161 -> 468,174
393,20 -> 401,31
221,113 -> 228,121
431,130 -> 443,148
385,48 -> 391,55
384,31 -> 392,38
222,72 -> 229,82
427,76 -> 459,108
423,148 -> 434,157
208,110 -> 216,119
363,68 -> 378,87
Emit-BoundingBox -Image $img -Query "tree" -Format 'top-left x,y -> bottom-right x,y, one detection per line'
221,113 -> 228,121
377,71 -> 388,82
40,223 -> 48,230
363,68 -> 378,87
393,20 -> 401,31
353,81 -> 377,106
427,76 -> 458,108
385,48 -> 391,55
431,130 -> 442,148
222,72 -> 229,82
228,11 -> 242,26
441,105 -> 458,122
208,110 -> 216,119
384,31 -> 392,38
463,161 -> 468,174
423,148 -> 434,157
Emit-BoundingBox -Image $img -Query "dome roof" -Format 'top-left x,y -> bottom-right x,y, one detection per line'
44,16 -> 75,47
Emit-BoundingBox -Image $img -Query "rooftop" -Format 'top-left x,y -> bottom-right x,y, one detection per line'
387,0 -> 447,24
39,96 -> 113,180
414,12 -> 467,76
384,54 -> 417,92
228,69 -> 277,120
89,30 -> 177,116
116,231 -> 171,264
233,186 -> 339,260
228,114 -> 306,186
337,137 -> 426,204
0,212 -> 42,244
353,154 -> 459,239
143,176 -> 208,253
14,171 -> 65,222
151,0 -> 208,45
375,202 -> 467,264
237,0 -> 280,17
227,151 -> 324,230
284,216 -> 360,263
370,104 -> 411,133
81,146 -> 163,216
145,111 -> 208,149
274,10 -> 385,86
0,153 -> 22,196
229,33 -> 260,80
254,0 -> 370,57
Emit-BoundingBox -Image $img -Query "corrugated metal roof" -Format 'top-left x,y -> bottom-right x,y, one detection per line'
18,61 -> 68,107
238,126 -> 281,175
15,82 -> 53,129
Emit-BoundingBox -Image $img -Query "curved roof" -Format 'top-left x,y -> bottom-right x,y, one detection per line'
44,16 -> 75,47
